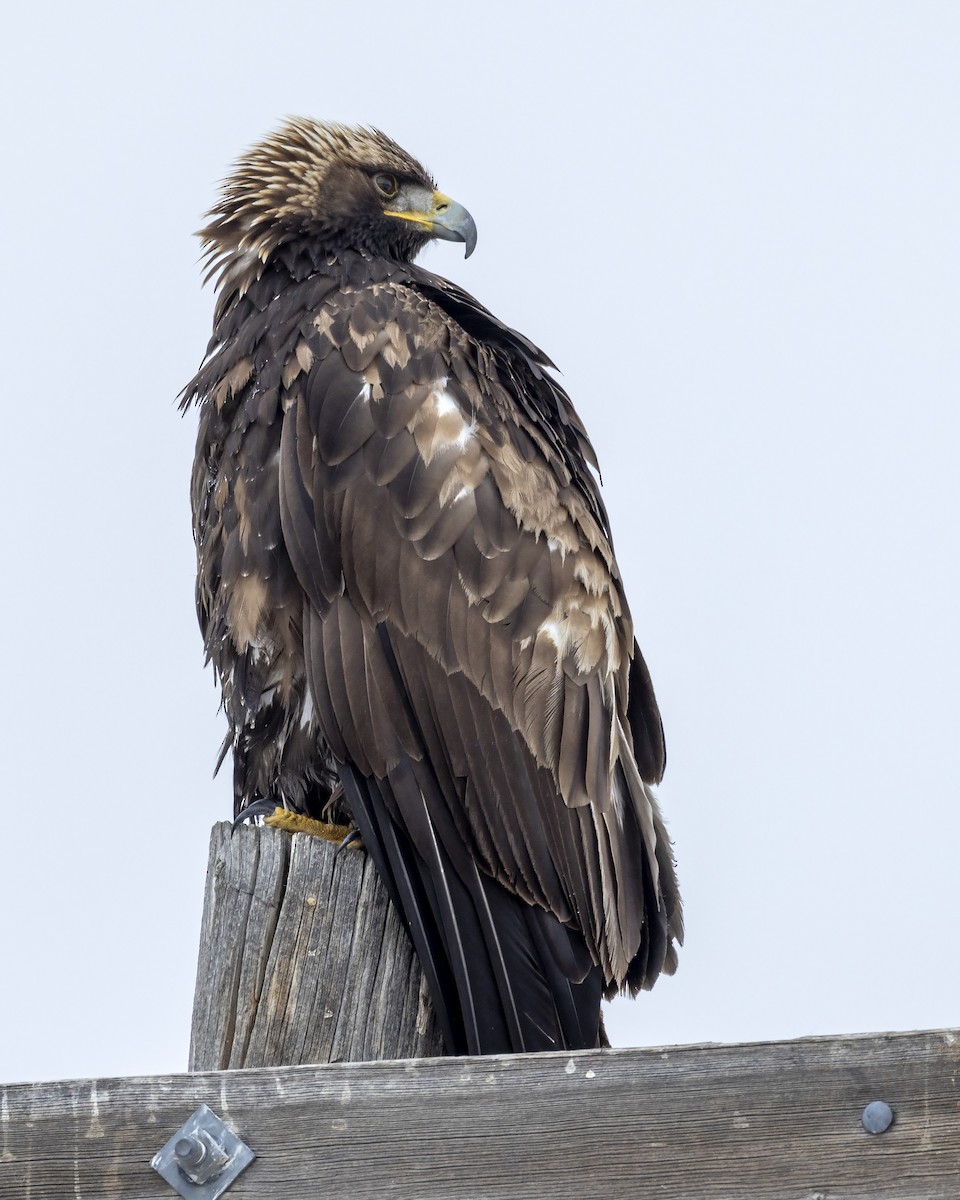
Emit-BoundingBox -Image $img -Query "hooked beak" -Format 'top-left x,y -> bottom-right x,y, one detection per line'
384,190 -> 478,258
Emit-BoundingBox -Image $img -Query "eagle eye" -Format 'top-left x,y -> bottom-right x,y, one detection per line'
374,173 -> 400,199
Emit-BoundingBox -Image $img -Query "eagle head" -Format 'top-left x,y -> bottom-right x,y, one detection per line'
199,118 -> 477,301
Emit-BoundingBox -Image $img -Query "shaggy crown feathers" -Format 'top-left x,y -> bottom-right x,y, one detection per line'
199,118 -> 436,301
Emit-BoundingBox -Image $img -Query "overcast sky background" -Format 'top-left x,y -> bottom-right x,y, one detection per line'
2,2 -> 957,1086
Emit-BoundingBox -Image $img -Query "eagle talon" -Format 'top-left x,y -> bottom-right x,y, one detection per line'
263,808 -> 354,845
232,797 -> 281,830
334,828 -> 364,856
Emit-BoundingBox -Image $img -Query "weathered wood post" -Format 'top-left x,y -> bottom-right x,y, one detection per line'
189,822 -> 444,1069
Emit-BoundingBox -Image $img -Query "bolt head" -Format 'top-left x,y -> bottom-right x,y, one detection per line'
174,1135 -> 204,1169
861,1100 -> 894,1134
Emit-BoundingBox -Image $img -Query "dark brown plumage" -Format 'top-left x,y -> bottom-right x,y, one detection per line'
183,118 -> 682,1054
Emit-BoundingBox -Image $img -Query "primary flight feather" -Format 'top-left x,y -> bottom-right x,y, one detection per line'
184,118 -> 682,1054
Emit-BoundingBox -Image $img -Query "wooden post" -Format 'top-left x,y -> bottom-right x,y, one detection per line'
189,822 -> 444,1069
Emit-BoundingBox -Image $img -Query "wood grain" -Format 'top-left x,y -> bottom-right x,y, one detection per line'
2,1030 -> 958,1198
189,822 -> 443,1069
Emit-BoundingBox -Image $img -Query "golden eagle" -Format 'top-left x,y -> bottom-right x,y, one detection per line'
184,119 -> 682,1054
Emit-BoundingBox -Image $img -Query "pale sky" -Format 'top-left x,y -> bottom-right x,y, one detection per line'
2,1 -> 958,1085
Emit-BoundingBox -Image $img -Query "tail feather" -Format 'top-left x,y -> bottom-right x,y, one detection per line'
338,767 -> 464,1054
340,758 -> 604,1055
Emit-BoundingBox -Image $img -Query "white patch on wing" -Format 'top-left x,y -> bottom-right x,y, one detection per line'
412,384 -> 480,470
434,386 -> 456,417
432,388 -> 476,449
539,619 -> 569,654
456,419 -> 478,450
300,689 -> 315,728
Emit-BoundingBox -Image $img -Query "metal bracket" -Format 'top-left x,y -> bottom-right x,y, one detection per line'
151,1103 -> 255,1199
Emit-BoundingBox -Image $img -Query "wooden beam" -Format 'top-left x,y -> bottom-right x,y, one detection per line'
189,822 -> 444,1068
3,1030 -> 958,1198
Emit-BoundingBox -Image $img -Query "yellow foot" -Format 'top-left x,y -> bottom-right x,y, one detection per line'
264,808 -> 354,845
